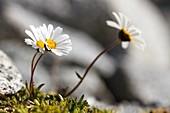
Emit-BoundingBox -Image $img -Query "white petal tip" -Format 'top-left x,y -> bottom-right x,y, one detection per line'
106,20 -> 120,29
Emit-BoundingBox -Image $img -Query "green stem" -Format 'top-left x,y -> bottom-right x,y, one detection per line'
65,39 -> 120,97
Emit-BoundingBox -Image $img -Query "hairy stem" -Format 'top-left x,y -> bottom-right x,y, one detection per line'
65,39 -> 120,97
29,51 -> 38,94
29,51 -> 45,96
31,51 -> 38,74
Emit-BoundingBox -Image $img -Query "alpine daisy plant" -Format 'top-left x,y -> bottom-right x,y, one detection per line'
24,24 -> 72,97
65,12 -> 147,96
106,12 -> 146,50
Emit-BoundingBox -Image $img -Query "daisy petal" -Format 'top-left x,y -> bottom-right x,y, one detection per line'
123,16 -> 129,29
25,30 -> 36,42
112,12 -> 122,26
52,27 -> 63,40
121,42 -> 129,49
57,39 -> 72,47
106,20 -> 121,30
47,24 -> 54,38
42,24 -> 48,38
43,24 -> 48,33
56,46 -> 72,53
39,26 -> 46,38
25,38 -> 33,45
133,37 -> 146,46
51,49 -> 63,56
54,34 -> 70,43
118,13 -> 124,28
57,44 -> 72,50
127,25 -> 136,33
119,12 -> 129,29
133,42 -> 145,51
29,25 -> 40,40
133,37 -> 146,50
131,31 -> 141,37
32,44 -> 38,49
36,28 -> 45,41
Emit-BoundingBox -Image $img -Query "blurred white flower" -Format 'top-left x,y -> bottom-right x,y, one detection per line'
25,24 -> 72,56
106,12 -> 146,51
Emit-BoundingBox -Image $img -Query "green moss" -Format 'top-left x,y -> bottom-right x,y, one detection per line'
0,86 -> 114,113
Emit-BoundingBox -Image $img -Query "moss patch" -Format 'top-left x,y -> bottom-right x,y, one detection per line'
0,85 -> 114,113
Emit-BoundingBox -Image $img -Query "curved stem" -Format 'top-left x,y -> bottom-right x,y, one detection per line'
65,39 -> 120,97
32,53 -> 44,75
29,51 -> 38,94
29,51 -> 45,96
31,51 -> 38,74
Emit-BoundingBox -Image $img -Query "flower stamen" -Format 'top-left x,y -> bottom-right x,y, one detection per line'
36,40 -> 45,49
46,39 -> 57,49
119,29 -> 132,42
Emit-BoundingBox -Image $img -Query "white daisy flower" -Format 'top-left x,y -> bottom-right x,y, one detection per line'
25,24 -> 72,56
42,24 -> 72,56
25,25 -> 46,53
106,12 -> 146,51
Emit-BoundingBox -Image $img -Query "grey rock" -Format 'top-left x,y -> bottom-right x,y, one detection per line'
0,50 -> 24,94
116,103 -> 143,113
86,96 -> 114,109
0,39 -> 52,92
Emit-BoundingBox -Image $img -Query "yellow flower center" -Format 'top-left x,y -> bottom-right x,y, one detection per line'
46,39 -> 56,49
119,29 -> 132,42
36,40 -> 44,49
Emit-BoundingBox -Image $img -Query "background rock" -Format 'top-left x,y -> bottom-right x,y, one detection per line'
0,39 -> 52,92
0,50 -> 24,94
